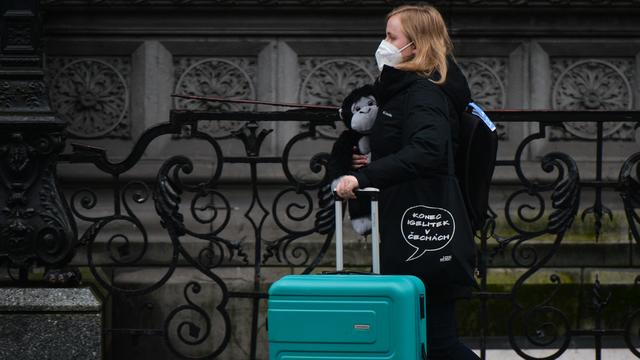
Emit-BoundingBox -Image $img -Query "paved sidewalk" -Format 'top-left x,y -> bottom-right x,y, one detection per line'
473,349 -> 637,359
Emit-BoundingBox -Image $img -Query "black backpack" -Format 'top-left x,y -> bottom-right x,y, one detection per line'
454,104 -> 498,233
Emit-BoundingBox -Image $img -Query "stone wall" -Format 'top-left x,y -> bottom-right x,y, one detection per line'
42,2 -> 640,178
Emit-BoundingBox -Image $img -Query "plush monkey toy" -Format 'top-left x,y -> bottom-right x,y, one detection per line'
325,84 -> 378,235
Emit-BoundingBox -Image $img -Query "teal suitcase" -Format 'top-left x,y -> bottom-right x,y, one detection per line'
268,188 -> 427,360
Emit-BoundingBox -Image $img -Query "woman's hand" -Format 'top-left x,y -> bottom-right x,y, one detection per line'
335,175 -> 359,199
352,146 -> 369,170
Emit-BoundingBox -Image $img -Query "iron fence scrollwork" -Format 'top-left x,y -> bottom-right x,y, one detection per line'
2,108 -> 640,359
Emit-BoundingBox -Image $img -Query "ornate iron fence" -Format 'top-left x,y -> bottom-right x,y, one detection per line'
477,111 -> 640,360
2,109 -> 640,359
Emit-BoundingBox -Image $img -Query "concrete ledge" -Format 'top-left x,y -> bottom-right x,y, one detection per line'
0,287 -> 102,360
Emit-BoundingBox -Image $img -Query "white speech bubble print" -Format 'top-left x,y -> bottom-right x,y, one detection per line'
400,205 -> 455,262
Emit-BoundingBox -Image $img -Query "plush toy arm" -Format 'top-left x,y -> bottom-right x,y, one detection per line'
348,196 -> 372,235
327,130 -> 359,180
318,129 -> 363,235
316,131 -> 352,236
351,217 -> 372,236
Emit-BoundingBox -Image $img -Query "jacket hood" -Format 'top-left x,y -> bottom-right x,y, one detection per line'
375,57 -> 471,114
438,57 -> 472,115
375,65 -> 422,106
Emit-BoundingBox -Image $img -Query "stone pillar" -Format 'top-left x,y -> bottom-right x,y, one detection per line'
0,0 -> 76,269
0,287 -> 102,359
131,40 -> 174,155
272,41 -> 301,154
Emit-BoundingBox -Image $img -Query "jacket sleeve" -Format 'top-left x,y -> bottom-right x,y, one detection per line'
353,81 -> 450,189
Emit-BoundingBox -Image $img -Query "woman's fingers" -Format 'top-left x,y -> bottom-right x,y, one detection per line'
335,180 -> 348,199
348,175 -> 358,188
351,154 -> 369,170
351,146 -> 369,170
336,176 -> 359,199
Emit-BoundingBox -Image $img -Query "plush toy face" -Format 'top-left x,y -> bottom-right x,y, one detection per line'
350,95 -> 378,134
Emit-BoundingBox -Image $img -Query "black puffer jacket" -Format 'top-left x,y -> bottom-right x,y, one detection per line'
352,60 -> 474,303
353,58 -> 471,189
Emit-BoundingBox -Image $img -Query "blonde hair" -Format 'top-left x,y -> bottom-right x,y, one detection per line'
387,4 -> 452,84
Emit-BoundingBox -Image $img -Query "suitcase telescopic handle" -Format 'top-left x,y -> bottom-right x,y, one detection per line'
333,187 -> 381,274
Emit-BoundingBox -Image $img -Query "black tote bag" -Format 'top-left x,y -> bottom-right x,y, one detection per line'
378,148 -> 477,289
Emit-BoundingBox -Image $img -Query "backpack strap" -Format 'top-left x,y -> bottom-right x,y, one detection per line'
467,102 -> 497,132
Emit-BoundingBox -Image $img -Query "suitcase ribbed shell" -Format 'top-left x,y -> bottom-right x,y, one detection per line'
268,274 -> 426,360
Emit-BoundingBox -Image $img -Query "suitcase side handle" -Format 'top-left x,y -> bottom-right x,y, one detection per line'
333,187 -> 381,274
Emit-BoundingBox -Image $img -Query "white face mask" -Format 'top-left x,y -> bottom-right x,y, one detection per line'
375,39 -> 413,71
